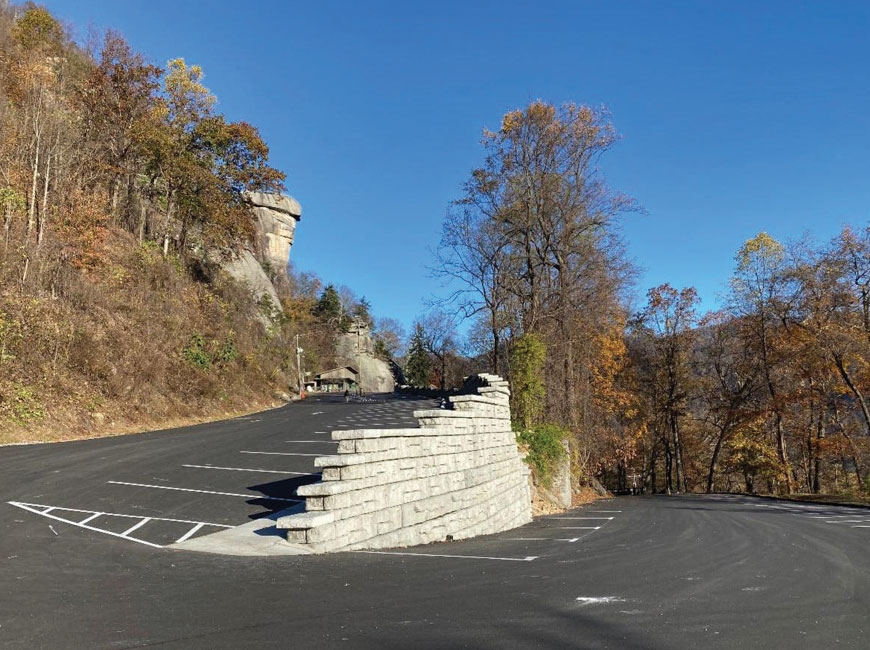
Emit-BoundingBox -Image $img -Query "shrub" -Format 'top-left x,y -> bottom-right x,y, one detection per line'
183,333 -> 211,370
516,423 -> 568,488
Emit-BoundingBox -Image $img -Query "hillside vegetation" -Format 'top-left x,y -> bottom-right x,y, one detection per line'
434,101 -> 870,499
0,4 -> 359,442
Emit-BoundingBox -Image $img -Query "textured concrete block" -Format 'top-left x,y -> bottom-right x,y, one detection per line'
280,374 -> 533,553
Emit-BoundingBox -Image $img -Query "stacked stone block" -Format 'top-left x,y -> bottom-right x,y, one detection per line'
277,374 -> 532,553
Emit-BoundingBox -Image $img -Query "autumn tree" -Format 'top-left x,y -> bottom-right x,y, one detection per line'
729,232 -> 794,493
632,284 -> 700,493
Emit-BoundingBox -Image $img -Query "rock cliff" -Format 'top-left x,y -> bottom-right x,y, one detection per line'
336,322 -> 396,393
222,192 -> 302,322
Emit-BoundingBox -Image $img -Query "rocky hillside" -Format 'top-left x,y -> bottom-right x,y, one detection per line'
0,4 -> 395,443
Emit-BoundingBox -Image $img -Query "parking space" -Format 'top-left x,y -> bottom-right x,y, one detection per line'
751,499 -> 870,530
4,391 -> 629,560
359,505 -> 622,563
3,394 -> 439,549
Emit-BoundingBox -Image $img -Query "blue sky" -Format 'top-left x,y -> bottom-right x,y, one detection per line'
43,0 -> 870,335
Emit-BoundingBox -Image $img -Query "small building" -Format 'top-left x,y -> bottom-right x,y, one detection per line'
313,366 -> 360,392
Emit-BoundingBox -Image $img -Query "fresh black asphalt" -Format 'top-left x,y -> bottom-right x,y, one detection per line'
2,395 -> 869,649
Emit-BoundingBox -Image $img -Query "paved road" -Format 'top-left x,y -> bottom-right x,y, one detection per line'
2,398 -> 869,648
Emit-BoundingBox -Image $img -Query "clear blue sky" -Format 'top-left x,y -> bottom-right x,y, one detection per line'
43,0 -> 870,335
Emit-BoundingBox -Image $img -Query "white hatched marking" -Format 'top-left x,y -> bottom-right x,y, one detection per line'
176,522 -> 206,543
7,502 -> 228,549
78,512 -> 102,525
121,518 -> 151,537
9,502 -> 232,526
107,481 -> 300,502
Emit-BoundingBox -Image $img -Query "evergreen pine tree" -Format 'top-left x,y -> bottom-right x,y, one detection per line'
405,323 -> 432,387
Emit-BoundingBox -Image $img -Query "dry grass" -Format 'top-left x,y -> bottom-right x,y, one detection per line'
0,227 -> 300,444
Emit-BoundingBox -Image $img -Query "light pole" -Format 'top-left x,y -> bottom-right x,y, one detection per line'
296,334 -> 304,397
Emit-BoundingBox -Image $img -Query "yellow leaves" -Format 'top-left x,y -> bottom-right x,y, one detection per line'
501,110 -> 523,134
736,231 -> 784,270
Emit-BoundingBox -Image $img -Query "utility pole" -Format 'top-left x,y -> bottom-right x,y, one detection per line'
296,334 -> 304,396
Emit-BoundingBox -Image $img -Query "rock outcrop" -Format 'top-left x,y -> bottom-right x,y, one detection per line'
335,321 -> 396,393
221,192 -> 302,324
244,191 -> 302,271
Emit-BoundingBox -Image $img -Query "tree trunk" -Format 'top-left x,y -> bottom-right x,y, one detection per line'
27,130 -> 40,239
833,352 -> 870,438
37,148 -> 51,248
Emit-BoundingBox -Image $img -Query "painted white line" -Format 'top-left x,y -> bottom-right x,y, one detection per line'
239,451 -> 322,457
8,502 -> 232,527
182,464 -> 314,475
852,525 -> 870,528
106,481 -> 301,503
78,512 -> 102,525
505,537 -> 580,543
121,518 -> 151,537
546,516 -> 613,520
283,440 -> 338,444
557,526 -> 600,530
311,411 -> 324,415
314,431 -> 328,434
825,519 -> 870,524
176,522 -> 206,543
8,502 -> 163,549
354,550 -> 537,562
591,510 -> 622,513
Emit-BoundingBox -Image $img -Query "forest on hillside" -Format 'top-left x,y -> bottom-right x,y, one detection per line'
0,3 -> 395,441
433,101 -> 870,499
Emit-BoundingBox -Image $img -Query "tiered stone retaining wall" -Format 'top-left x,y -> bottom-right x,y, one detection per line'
277,374 -> 532,553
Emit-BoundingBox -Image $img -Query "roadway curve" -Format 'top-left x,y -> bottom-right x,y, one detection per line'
1,399 -> 868,649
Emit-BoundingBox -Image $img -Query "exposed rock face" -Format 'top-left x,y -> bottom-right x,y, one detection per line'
221,192 -> 301,326
335,322 -> 396,393
222,249 -> 282,318
243,191 -> 302,270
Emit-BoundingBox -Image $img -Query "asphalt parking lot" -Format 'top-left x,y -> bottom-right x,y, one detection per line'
2,394 -> 434,549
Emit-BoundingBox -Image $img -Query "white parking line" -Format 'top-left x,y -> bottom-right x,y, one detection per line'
504,537 -> 580,543
239,451 -> 322,457
175,522 -> 206,543
283,440 -> 339,444
545,516 -> 613,520
107,481 -> 301,502
355,550 -> 538,562
121,517 -> 151,537
182,464 -> 314,475
557,526 -> 600,530
7,501 -> 231,549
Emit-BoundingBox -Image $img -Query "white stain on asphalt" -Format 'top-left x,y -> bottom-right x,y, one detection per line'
576,596 -> 626,606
